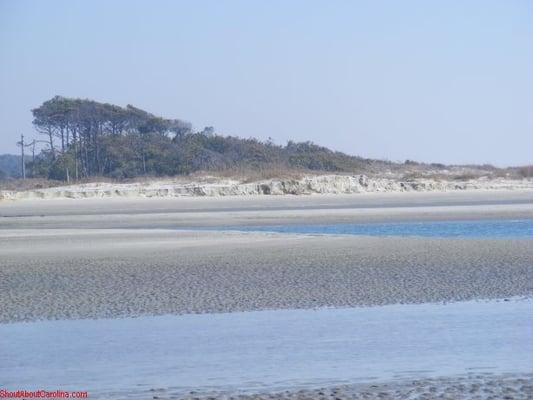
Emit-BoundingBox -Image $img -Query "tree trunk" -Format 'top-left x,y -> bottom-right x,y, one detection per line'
48,128 -> 56,160
73,127 -> 79,181
60,127 -> 65,153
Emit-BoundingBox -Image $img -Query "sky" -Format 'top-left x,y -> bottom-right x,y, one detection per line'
0,0 -> 532,166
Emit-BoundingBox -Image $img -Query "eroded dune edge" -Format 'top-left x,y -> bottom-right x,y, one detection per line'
2,175 -> 533,200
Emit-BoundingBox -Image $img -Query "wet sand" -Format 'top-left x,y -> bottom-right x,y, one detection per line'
174,374 -> 533,400
2,191 -> 533,323
1,228 -> 532,322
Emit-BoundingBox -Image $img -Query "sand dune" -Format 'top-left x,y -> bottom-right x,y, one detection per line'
2,175 -> 533,201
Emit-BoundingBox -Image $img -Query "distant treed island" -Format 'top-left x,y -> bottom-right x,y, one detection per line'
14,96 -> 384,181
1,96 -> 531,183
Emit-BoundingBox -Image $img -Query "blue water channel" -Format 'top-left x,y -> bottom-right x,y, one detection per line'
225,218 -> 533,238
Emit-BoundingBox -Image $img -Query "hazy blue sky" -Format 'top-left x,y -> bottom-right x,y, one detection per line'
1,0 -> 532,165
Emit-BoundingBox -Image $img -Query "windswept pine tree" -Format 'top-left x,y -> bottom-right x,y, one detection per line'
31,96 -> 192,180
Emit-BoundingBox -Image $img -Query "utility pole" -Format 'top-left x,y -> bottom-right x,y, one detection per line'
26,139 -> 48,178
31,140 -> 36,178
17,134 -> 26,180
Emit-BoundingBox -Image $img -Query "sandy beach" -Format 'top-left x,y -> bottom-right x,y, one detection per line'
2,189 -> 533,229
2,190 -> 533,323
2,190 -> 533,399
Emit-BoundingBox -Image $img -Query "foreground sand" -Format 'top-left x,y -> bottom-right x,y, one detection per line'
172,374 -> 533,400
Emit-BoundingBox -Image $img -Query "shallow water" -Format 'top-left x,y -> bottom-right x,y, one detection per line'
224,218 -> 533,238
1,299 -> 532,397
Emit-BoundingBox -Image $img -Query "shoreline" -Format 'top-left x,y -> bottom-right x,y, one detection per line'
2,190 -> 533,230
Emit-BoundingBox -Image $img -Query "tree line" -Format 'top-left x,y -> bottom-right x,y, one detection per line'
28,96 -> 378,181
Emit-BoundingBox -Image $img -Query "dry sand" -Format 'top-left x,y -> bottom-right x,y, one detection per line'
2,189 -> 533,230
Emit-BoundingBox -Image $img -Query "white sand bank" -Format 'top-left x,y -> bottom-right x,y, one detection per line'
2,175 -> 533,201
